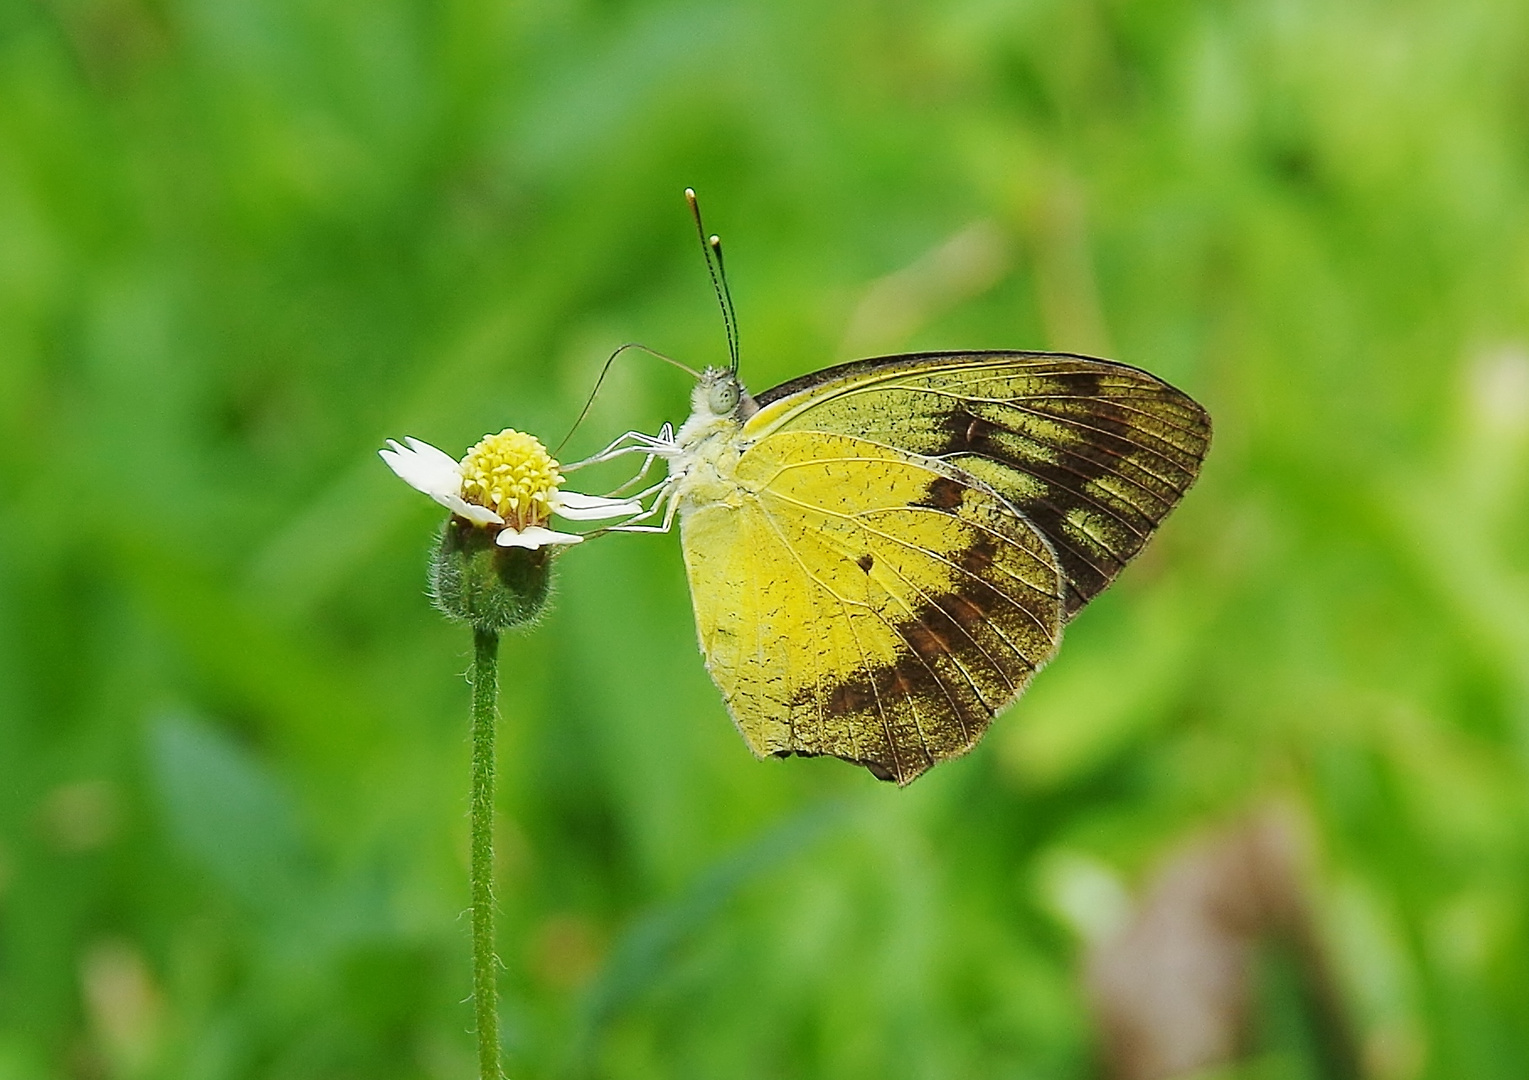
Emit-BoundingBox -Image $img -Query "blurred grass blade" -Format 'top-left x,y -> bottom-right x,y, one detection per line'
148,712 -> 311,912
569,800 -> 848,1069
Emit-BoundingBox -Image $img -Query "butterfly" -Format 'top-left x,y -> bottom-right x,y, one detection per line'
595,198 -> 1211,785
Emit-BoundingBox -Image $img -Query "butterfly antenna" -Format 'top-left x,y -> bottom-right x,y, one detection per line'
554,342 -> 700,456
709,232 -> 741,374
685,188 -> 740,372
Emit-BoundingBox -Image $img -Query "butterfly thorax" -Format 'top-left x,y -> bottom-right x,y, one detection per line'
668,368 -> 757,516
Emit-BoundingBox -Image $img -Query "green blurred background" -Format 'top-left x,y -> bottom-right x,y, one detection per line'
4,0 -> 1529,1076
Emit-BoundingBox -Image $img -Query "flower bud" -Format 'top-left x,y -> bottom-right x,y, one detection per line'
429,517 -> 553,631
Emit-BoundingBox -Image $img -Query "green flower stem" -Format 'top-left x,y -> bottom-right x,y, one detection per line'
470,627 -> 502,1080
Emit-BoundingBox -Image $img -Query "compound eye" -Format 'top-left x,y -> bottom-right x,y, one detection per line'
709,380 -> 741,415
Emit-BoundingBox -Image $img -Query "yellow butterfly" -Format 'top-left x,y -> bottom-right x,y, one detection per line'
592,199 -> 1211,785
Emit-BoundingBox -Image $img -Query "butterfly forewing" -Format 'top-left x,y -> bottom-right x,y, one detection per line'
680,431 -> 1064,784
749,352 -> 1212,617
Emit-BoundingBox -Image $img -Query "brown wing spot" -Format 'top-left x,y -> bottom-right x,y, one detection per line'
902,615 -> 954,661
857,553 -> 874,572
960,537 -> 996,574
804,639 -> 1000,783
942,409 -> 996,453
967,416 -> 993,447
915,476 -> 965,510
935,590 -> 990,630
827,680 -> 875,716
885,666 -> 917,697
894,579 -> 1005,662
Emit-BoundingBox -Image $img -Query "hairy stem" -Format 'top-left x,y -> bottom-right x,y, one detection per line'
470,627 -> 501,1080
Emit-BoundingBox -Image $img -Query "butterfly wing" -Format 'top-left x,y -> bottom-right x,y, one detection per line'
680,430 -> 1065,785
749,351 -> 1212,617
680,350 -> 1209,784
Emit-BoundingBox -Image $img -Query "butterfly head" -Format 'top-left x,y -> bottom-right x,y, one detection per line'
693,366 -> 758,422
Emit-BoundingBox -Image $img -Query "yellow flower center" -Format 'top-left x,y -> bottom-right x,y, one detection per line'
459,429 -> 564,529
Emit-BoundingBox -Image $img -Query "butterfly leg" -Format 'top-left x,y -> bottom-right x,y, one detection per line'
603,485 -> 681,534
605,443 -> 671,496
563,424 -> 678,471
610,476 -> 672,505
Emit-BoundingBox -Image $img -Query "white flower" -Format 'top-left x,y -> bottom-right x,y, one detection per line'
379,431 -> 640,549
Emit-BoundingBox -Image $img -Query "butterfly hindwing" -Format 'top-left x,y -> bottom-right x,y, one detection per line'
680,430 -> 1065,784
749,351 -> 1212,617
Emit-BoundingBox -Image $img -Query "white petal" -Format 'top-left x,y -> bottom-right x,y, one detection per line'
379,436 -> 463,499
552,490 -> 644,520
495,525 -> 584,549
443,494 -> 503,526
